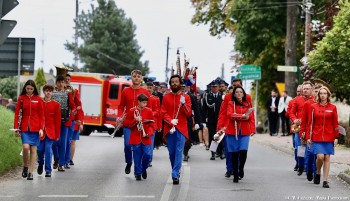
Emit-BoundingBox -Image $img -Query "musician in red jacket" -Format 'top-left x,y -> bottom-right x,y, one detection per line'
286,85 -> 302,172
161,75 -> 192,185
145,82 -> 161,167
37,85 -> 61,178
306,87 -> 338,188
124,94 -> 155,180
14,80 -> 44,180
217,78 -> 252,178
65,73 -> 83,166
221,86 -> 255,183
289,81 -> 314,176
70,106 -> 84,165
117,70 -> 151,175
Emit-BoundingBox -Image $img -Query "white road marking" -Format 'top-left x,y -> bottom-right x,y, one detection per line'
0,195 -> 14,198
38,195 -> 88,198
160,176 -> 174,201
105,195 -> 155,198
176,166 -> 190,201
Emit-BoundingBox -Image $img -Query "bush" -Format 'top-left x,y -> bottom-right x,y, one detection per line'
0,107 -> 22,174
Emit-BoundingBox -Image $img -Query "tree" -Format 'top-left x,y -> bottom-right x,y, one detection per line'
0,76 -> 19,101
65,0 -> 149,75
35,68 -> 47,94
308,1 -> 350,101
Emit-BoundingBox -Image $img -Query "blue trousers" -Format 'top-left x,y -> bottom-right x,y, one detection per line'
294,133 -> 304,169
37,136 -> 54,173
149,131 -> 156,163
132,143 -> 152,176
52,123 -> 68,166
305,146 -> 316,175
166,129 -> 186,179
65,121 -> 75,165
292,134 -> 298,166
123,127 -> 133,164
223,135 -> 232,172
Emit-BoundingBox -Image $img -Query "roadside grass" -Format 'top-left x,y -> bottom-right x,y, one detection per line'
345,169 -> 350,175
0,107 -> 22,175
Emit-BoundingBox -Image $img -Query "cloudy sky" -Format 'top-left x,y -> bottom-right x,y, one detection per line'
7,0 -> 237,89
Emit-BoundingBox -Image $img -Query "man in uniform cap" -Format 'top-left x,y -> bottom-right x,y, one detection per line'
218,80 -> 229,93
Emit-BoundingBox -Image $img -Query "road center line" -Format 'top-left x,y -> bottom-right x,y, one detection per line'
0,195 -> 14,198
105,195 -> 155,198
160,176 -> 174,201
38,195 -> 88,198
176,166 -> 190,201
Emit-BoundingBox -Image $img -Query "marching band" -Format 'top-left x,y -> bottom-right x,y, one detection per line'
12,60 -> 339,189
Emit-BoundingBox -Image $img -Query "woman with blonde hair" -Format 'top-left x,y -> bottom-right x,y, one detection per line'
306,86 -> 338,188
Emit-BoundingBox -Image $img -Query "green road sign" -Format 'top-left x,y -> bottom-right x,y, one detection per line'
236,72 -> 261,80
240,65 -> 261,73
277,65 -> 297,72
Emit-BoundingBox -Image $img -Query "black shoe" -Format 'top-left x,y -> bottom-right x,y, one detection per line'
220,154 -> 225,160
69,160 -> 74,166
233,175 -> 239,183
239,169 -> 244,179
183,155 -> 189,161
142,171 -> 147,179
173,178 -> 179,185
297,168 -> 304,176
135,175 -> 141,181
27,173 -> 33,180
37,165 -> 43,175
322,181 -> 329,188
314,174 -> 320,184
64,164 -> 70,169
58,166 -> 65,172
225,171 -> 232,178
53,160 -> 58,169
307,171 -> 313,181
148,163 -> 152,167
210,156 -> 215,160
205,146 -> 209,150
294,164 -> 298,171
125,163 -> 132,174
45,173 -> 51,177
22,167 -> 28,178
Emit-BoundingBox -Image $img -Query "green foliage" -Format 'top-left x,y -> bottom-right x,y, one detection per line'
308,1 -> 350,101
0,107 -> 22,174
34,68 -> 47,94
0,76 -> 19,101
65,0 -> 149,75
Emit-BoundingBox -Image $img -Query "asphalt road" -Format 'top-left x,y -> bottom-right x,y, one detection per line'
0,133 -> 349,201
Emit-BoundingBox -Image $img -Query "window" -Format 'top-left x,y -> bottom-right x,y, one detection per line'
109,84 -> 119,99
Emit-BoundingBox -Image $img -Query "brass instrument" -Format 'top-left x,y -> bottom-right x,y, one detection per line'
54,65 -> 75,96
134,109 -> 147,137
291,124 -> 300,133
112,109 -> 126,138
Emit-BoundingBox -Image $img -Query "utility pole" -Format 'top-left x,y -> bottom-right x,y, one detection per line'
74,0 -> 79,69
304,0 -> 312,56
285,0 -> 298,97
220,63 -> 225,79
165,37 -> 170,82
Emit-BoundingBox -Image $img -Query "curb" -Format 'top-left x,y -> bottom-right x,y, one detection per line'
338,172 -> 350,185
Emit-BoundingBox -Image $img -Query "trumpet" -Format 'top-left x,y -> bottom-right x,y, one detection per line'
112,109 -> 126,138
291,124 -> 300,133
134,109 -> 147,137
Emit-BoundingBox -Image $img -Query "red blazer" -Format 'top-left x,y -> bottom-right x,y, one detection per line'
217,93 -> 252,131
124,107 -> 155,145
74,108 -> 84,131
118,87 -> 151,118
149,95 -> 161,130
14,95 -> 44,132
285,98 -> 294,119
289,96 -> 313,123
161,92 -> 192,140
63,91 -> 77,127
226,100 -> 255,135
306,103 -> 338,142
42,100 -> 61,140
299,98 -> 317,137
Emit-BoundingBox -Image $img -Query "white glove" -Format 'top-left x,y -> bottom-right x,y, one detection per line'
194,124 -> 200,130
171,119 -> 178,126
180,95 -> 185,105
213,134 -> 220,141
202,123 -> 206,128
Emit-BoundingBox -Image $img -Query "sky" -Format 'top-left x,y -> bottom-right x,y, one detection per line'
7,0 -> 237,89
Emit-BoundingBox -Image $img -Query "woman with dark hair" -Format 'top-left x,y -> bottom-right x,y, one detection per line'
306,86 -> 338,188
223,86 -> 255,183
14,80 -> 44,180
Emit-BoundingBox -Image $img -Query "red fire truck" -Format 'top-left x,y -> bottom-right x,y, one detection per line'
70,72 -> 132,136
